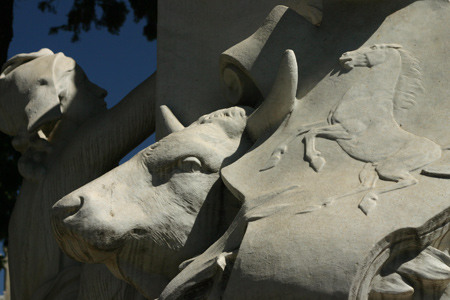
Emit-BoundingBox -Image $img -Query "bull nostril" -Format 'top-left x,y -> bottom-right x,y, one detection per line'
131,228 -> 147,236
52,195 -> 84,219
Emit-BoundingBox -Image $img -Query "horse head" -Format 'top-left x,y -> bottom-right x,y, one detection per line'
339,44 -> 402,70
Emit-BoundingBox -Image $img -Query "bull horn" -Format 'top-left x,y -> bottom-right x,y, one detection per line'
160,105 -> 185,138
246,49 -> 298,142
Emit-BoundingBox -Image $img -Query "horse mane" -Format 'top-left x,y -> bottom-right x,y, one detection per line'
386,45 -> 424,110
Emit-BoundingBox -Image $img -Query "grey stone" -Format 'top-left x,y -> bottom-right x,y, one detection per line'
9,0 -> 450,299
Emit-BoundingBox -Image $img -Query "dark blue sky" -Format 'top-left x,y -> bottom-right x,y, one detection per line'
1,0 -> 158,294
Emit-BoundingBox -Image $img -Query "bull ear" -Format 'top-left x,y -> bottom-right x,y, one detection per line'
246,49 -> 298,142
159,105 -> 185,138
1,48 -> 54,76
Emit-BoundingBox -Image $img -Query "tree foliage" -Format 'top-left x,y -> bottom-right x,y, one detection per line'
38,0 -> 157,42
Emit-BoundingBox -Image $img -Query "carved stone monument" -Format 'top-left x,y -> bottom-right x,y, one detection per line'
0,49 -> 153,299
7,0 -> 450,299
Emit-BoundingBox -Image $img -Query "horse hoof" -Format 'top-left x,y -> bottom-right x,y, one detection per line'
323,197 -> 335,206
359,192 -> 378,215
311,156 -> 326,172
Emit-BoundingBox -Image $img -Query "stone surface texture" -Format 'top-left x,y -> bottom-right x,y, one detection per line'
7,0 -> 450,299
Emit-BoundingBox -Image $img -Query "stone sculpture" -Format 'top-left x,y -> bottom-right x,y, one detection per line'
261,43 -> 446,215
9,0 -> 450,299
53,105 -> 251,299
51,49 -> 297,299
54,42 -> 450,299
161,46 -> 450,300
215,2 -> 450,299
303,44 -> 442,213
0,49 -> 154,299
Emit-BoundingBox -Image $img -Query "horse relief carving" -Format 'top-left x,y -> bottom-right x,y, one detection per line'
266,44 -> 450,215
304,44 -> 446,214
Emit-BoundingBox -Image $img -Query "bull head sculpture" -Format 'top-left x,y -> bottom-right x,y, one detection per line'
51,49 -> 299,299
0,49 -> 69,138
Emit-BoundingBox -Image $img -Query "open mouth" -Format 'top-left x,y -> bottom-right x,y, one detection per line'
38,119 -> 61,139
52,216 -> 92,262
339,57 -> 353,69
52,216 -> 117,264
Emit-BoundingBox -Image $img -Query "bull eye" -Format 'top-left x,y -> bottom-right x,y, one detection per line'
38,79 -> 48,86
178,157 -> 202,173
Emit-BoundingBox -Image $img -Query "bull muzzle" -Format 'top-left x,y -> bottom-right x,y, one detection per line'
53,194 -> 83,220
52,192 -> 122,263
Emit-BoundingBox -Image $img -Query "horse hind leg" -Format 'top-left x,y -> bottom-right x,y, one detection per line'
378,164 -> 419,193
374,139 -> 441,196
325,163 -> 378,205
359,166 -> 418,215
359,141 -> 441,214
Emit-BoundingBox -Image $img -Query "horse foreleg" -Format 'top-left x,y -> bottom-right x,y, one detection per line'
304,123 -> 350,172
